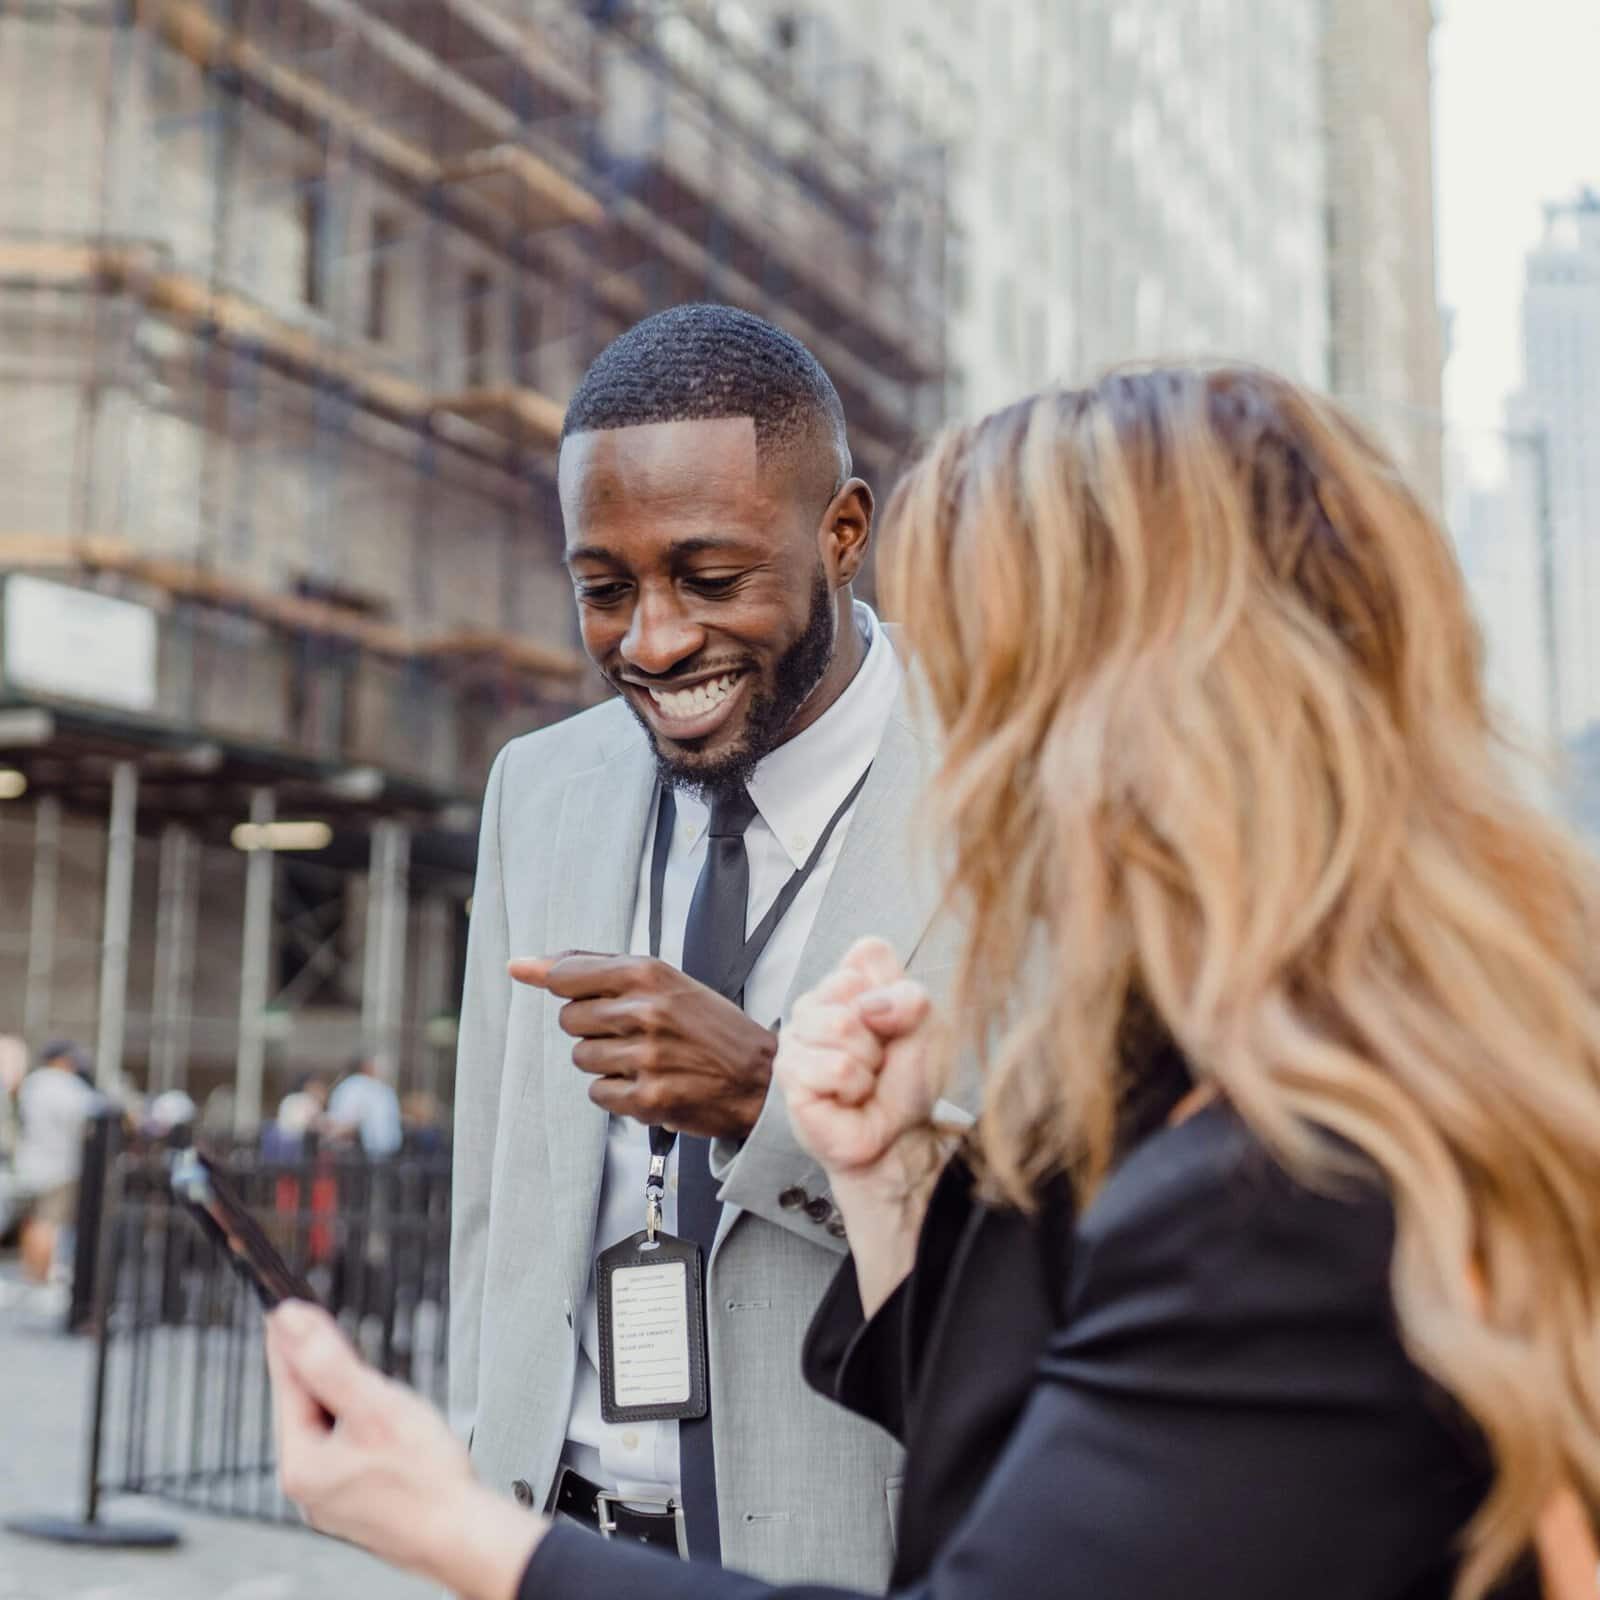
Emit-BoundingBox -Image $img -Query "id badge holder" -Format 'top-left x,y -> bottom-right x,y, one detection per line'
597,1228 -> 709,1425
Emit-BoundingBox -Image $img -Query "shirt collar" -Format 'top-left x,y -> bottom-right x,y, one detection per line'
675,602 -> 902,868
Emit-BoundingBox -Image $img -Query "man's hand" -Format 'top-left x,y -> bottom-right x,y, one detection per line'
508,953 -> 778,1139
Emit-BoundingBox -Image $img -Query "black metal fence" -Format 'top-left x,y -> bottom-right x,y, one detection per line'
70,1108 -> 452,1530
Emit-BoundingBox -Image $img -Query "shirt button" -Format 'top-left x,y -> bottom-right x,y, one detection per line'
793,834 -> 811,855
669,1172 -> 679,1193
622,1430 -> 640,1452
778,1186 -> 808,1210
512,1479 -> 535,1507
804,1197 -> 832,1223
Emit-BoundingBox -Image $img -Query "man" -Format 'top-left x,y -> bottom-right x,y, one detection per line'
450,305 -> 958,1588
263,1072 -> 331,1161
14,1040 -> 98,1283
327,1057 -> 402,1158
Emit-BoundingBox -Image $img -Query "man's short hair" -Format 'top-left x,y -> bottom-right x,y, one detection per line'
561,303 -> 851,490
40,1038 -> 91,1076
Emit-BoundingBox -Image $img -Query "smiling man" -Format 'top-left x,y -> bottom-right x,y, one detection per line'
448,305 -> 957,1587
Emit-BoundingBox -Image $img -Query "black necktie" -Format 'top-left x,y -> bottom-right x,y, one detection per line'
674,783 -> 758,1560
681,785 -> 759,1005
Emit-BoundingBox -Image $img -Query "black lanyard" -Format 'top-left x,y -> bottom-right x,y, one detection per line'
642,765 -> 873,1232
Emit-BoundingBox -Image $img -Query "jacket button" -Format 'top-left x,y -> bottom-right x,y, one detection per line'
826,1217 -> 847,1239
778,1186 -> 808,1210
804,1197 -> 832,1223
512,1479 -> 535,1508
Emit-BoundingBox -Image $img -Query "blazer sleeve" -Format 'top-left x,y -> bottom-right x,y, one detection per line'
709,1081 -> 851,1256
800,1155 -> 982,1444
801,1261 -> 915,1443
447,745 -> 511,1447
515,1108 -> 1508,1600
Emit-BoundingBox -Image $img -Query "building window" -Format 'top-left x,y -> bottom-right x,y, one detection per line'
366,212 -> 399,342
464,268 -> 492,388
945,369 -> 967,420
988,7 -> 1011,95
995,273 -> 1017,367
300,181 -> 327,310
451,897 -> 472,1021
287,634 -> 352,758
1027,302 -> 1049,384
511,292 -> 542,389
993,140 -> 1015,227
947,230 -> 969,314
277,859 -> 355,1009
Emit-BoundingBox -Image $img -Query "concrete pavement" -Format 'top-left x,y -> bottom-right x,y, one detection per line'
0,1264 -> 436,1600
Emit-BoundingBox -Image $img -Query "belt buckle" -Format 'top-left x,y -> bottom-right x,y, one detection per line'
594,1491 -> 689,1559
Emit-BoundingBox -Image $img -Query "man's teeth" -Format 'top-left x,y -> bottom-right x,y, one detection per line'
648,673 -> 741,719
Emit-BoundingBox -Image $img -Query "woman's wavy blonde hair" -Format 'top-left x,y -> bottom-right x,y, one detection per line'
880,365 -> 1600,1598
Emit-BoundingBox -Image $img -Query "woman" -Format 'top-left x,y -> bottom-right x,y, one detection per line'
266,367 -> 1600,1598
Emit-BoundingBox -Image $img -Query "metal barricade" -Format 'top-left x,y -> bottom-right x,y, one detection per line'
52,1117 -> 452,1531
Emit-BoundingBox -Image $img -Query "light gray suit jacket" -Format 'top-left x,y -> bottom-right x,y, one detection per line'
448,685 -> 959,1588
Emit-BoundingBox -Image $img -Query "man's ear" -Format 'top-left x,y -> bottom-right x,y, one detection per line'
822,478 -> 874,586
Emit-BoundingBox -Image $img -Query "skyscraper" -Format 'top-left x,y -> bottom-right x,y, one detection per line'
1510,190 -> 1600,742
755,0 -> 1329,414
1322,0 -> 1445,507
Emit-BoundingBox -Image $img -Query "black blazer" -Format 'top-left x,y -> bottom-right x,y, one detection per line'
522,1101 -> 1541,1600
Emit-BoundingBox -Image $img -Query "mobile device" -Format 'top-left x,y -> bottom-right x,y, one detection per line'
170,1148 -> 320,1310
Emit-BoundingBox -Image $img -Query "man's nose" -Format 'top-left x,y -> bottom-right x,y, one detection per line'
620,589 -> 704,676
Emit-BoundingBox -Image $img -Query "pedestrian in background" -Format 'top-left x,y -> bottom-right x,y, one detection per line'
0,1035 -> 29,1244
14,1040 -> 97,1284
263,1072 -> 330,1161
401,1091 -> 446,1157
327,1057 -> 402,1159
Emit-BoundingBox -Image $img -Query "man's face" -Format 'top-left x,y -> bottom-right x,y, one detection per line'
560,417 -> 841,794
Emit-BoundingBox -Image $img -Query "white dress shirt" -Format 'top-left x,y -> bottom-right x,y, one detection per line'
562,601 -> 903,1503
326,1072 -> 403,1157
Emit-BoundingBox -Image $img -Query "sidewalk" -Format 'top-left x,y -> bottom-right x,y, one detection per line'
0,1264 -> 435,1600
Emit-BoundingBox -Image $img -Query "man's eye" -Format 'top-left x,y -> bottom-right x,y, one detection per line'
685,574 -> 741,596
576,582 -> 629,605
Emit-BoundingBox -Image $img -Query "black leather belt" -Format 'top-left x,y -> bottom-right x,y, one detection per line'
546,1465 -> 688,1557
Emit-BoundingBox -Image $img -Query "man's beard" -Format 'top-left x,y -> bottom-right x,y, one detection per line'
626,567 -> 836,798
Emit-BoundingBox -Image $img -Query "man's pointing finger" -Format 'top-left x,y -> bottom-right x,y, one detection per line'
508,952 -> 637,999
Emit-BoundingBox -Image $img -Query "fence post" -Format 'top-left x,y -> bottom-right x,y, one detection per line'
67,1104 -> 119,1335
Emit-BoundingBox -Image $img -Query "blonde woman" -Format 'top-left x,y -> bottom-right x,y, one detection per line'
264,367 -> 1599,1599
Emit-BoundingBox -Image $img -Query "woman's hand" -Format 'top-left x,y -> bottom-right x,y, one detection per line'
781,936 -> 940,1180
266,1301 -> 541,1600
778,938 -> 946,1314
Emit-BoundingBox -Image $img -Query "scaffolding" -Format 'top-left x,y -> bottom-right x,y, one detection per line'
0,0 -> 950,1127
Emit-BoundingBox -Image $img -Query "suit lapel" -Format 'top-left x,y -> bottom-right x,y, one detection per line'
783,697 -> 944,1008
710,697 -> 944,1256
540,738 -> 657,1305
